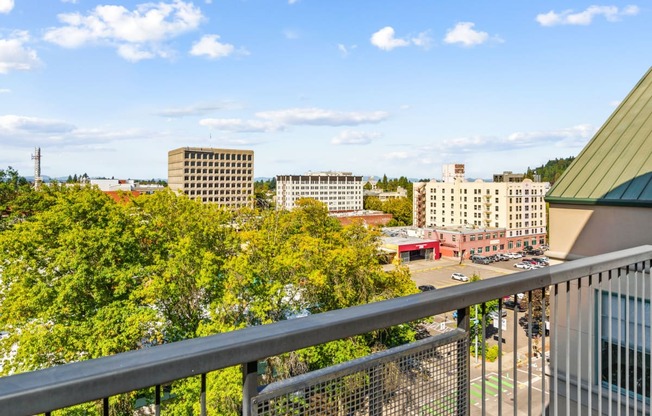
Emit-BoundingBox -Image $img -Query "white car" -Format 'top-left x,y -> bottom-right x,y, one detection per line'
514,262 -> 531,270
451,272 -> 469,282
510,252 -> 523,259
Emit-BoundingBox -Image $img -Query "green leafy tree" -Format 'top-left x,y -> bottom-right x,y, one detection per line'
363,195 -> 383,211
384,197 -> 413,226
0,185 -> 159,375
525,156 -> 575,184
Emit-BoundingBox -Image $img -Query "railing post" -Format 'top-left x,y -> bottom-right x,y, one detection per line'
457,306 -> 470,416
242,361 -> 258,416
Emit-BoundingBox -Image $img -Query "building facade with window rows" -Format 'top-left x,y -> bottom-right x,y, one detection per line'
168,147 -> 254,208
276,172 -> 363,212
413,178 -> 549,251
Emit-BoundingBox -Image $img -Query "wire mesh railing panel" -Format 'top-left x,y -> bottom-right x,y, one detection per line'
251,330 -> 468,416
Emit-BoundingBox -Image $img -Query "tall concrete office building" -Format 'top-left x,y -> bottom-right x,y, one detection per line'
168,147 -> 254,208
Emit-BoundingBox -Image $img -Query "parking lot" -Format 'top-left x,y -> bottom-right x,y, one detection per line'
387,255 -> 560,352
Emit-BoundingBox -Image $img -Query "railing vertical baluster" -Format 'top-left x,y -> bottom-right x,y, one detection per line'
587,275 -> 593,415
617,268 -> 623,414
242,361 -> 258,416
644,261 -> 649,415
565,281 -> 570,416
456,306 -> 470,416
553,283 -> 558,416
200,373 -> 207,416
481,302 -> 487,416
527,290 -> 532,416
597,272 -> 603,416
498,297 -> 503,416
540,287 -> 546,416
608,270 -> 613,415
577,277 -> 582,416
514,292 -> 518,416
625,266 -> 630,415
632,265 -> 637,416
641,262 -> 652,414
103,397 -> 109,416
155,385 -> 161,416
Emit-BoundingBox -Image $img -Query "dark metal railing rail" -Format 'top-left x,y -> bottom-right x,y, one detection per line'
0,245 -> 651,415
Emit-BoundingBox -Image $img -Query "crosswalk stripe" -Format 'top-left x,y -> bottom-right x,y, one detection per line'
471,382 -> 497,397
488,375 -> 514,389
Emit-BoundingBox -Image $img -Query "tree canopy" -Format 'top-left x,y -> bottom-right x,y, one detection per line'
0,176 -> 418,415
525,156 -> 575,184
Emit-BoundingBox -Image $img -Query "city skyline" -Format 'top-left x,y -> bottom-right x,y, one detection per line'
0,1 -> 649,180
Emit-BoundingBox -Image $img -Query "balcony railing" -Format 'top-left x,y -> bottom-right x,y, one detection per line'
1,245 -> 651,415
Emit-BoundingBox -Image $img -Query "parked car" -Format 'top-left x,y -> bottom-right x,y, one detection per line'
451,272 -> 469,282
503,300 -> 523,311
495,254 -> 510,261
472,256 -> 490,265
521,258 -> 538,264
532,257 -> 549,266
514,262 -> 531,270
418,284 -> 436,292
488,310 -> 508,320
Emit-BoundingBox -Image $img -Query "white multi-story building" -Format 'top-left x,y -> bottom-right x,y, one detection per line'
276,172 -> 363,212
413,176 -> 550,249
168,147 -> 254,208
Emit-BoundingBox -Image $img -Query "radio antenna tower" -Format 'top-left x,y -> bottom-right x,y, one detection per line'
32,147 -> 42,190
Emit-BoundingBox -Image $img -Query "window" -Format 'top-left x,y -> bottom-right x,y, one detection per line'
477,247 -> 482,253
600,292 -> 651,397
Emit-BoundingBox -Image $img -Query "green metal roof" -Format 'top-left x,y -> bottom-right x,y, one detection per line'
546,67 -> 652,207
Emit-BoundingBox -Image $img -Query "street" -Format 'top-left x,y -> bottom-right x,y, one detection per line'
389,256 -> 556,415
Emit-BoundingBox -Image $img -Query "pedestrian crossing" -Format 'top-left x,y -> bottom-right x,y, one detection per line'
469,373 -> 520,406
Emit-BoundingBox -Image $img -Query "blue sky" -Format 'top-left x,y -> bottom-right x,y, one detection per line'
0,1 -> 649,180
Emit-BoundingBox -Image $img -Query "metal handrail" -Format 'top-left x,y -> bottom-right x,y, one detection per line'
1,245 -> 651,415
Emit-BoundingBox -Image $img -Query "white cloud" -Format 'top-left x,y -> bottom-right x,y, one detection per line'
155,102 -> 240,117
331,130 -> 382,145
443,22 -> 489,47
0,88 -> 10,93
256,108 -> 389,126
0,115 -> 76,135
370,26 -> 410,51
423,124 -> 595,154
0,0 -> 14,14
283,29 -> 299,40
43,0 -> 205,61
288,0 -> 300,4
0,32 -> 41,74
199,118 -> 282,133
337,43 -> 357,57
536,5 -> 639,26
412,30 -> 434,49
383,151 -> 411,160
0,115 -> 160,148
60,0 -> 79,4
117,44 -> 156,62
190,34 -> 235,59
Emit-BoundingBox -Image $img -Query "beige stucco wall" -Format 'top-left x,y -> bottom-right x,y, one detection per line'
548,204 -> 652,260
